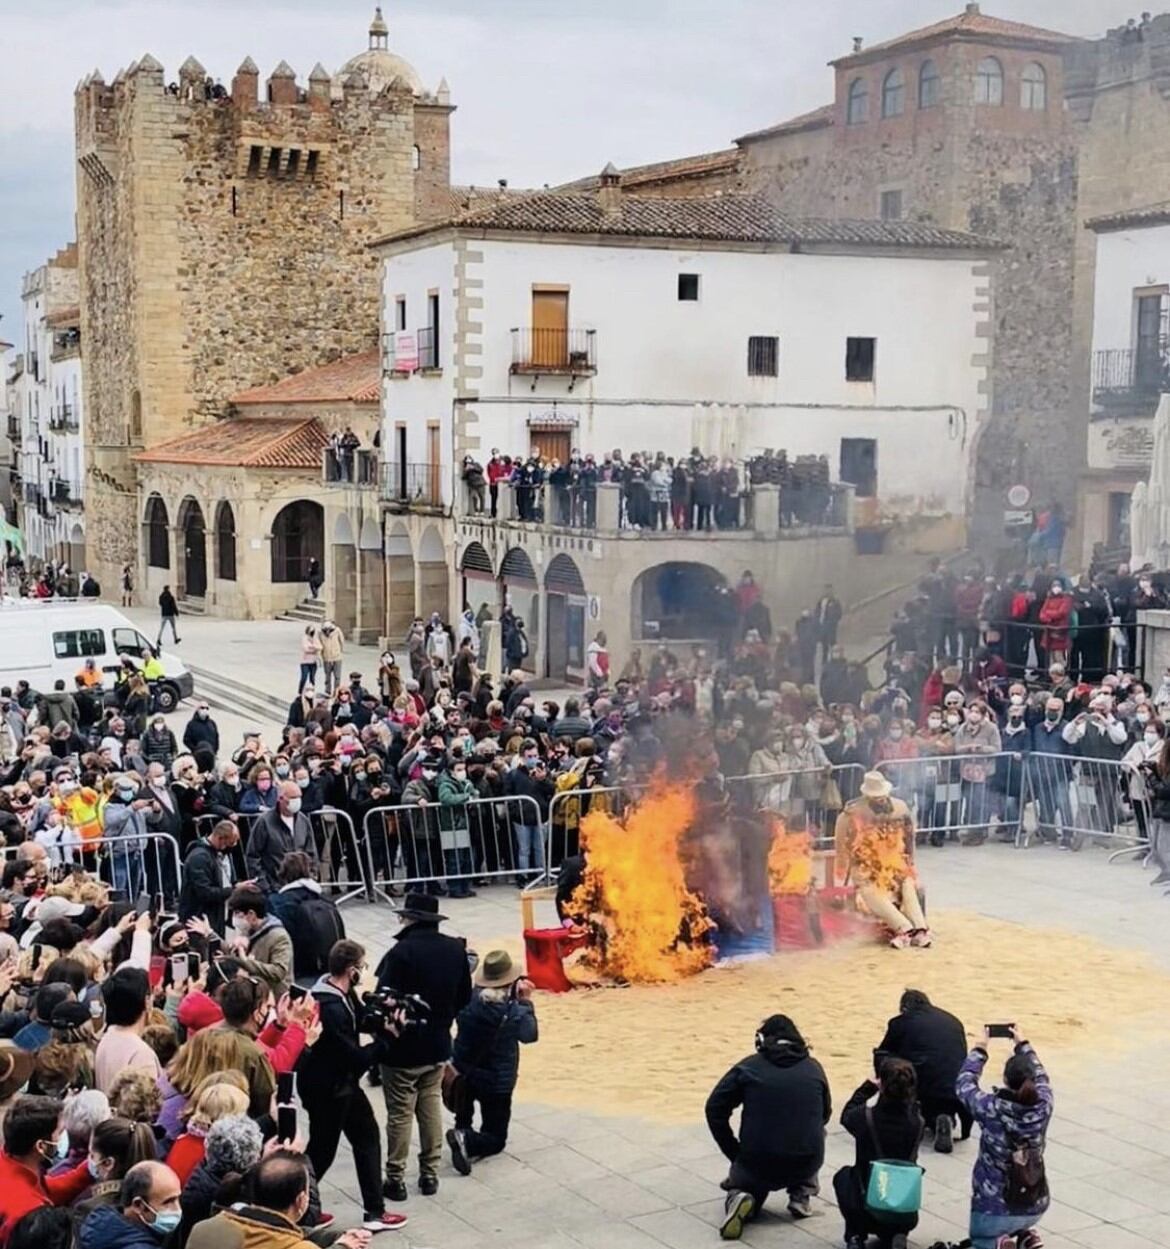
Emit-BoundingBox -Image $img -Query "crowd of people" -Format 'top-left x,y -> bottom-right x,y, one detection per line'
707,994 -> 1052,1249
460,446 -> 839,531
0,559 -> 102,603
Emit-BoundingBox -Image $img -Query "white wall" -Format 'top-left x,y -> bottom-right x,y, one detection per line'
1090,222 -> 1170,361
380,235 -> 987,518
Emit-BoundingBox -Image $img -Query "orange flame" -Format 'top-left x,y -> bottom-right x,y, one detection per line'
767,820 -> 814,896
848,812 -> 916,896
568,784 -> 715,984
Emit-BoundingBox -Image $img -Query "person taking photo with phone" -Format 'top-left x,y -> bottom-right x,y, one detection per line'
956,1024 -> 1053,1249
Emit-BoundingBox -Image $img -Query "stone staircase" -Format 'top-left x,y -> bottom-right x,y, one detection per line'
276,597 -> 327,625
177,596 -> 206,615
185,662 -> 290,730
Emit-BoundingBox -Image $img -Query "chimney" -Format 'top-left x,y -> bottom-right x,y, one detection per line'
598,162 -> 621,222
267,60 -> 298,107
965,2 -> 980,14
852,36 -> 863,52
308,62 -> 332,112
232,56 -> 258,106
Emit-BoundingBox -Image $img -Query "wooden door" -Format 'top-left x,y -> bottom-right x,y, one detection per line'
530,430 -> 570,463
532,290 -> 568,367
426,424 -> 441,504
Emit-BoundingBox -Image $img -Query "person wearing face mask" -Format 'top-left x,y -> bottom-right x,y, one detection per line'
1122,717 -> 1164,861
399,758 -> 443,894
179,820 -> 244,935
954,702 -> 1001,845
72,1118 -> 158,1221
180,704 -> 218,758
77,1160 -> 183,1249
244,783 -> 318,895
239,765 -> 278,816
1025,697 -> 1073,843
912,708 -> 957,845
140,716 -> 177,772
992,698 -> 1030,840
1037,581 -> 1072,671
1060,694 -> 1127,851
0,1094 -> 92,1243
204,762 -> 242,822
224,889 -> 292,999
302,941 -> 408,1230
436,758 -> 477,899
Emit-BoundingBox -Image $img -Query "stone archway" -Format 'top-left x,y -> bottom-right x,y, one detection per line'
143,495 -> 170,571
385,522 -> 414,639
545,553 -> 586,682
631,561 -> 732,646
499,546 -> 539,665
68,524 -> 85,577
417,524 -> 448,622
271,500 -> 324,585
177,497 -> 207,599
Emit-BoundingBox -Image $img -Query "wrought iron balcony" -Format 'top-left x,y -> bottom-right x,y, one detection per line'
5,416 -> 19,442
380,461 -> 443,510
416,325 -> 439,370
1092,345 -> 1170,409
51,479 -> 81,507
48,404 -> 79,433
510,328 -> 597,376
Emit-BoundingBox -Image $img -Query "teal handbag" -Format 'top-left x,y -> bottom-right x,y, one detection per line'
863,1108 -> 924,1220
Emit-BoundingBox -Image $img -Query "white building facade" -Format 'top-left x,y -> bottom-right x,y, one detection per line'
372,182 -> 995,677
14,248 -> 86,568
1080,206 -> 1170,565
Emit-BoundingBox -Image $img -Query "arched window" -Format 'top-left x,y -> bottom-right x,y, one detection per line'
1020,61 -> 1046,110
215,501 -> 237,582
975,56 -> 1003,105
411,144 -> 421,171
846,77 -> 868,125
144,495 -> 169,569
881,68 -> 905,118
918,59 -> 940,109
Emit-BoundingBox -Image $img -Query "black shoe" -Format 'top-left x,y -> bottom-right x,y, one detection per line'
447,1128 -> 471,1176
787,1196 -> 812,1220
382,1178 -> 407,1203
934,1113 -> 954,1154
418,1174 -> 438,1196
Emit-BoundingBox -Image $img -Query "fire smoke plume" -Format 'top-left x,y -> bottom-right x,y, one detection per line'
569,784 -> 715,984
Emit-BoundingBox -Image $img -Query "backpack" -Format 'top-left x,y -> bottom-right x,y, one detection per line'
1005,1136 -> 1048,1213
292,892 -> 345,978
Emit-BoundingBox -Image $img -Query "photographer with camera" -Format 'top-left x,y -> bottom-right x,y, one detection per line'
300,939 -> 407,1233
373,894 -> 471,1202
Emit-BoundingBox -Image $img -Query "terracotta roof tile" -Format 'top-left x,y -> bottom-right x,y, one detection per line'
373,190 -> 999,252
132,418 -> 328,469
230,350 -> 380,405
556,148 -> 741,192
736,105 -> 835,145
832,6 -> 1075,64
1087,200 -> 1170,232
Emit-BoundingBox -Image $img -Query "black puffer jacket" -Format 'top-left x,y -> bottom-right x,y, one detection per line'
705,1039 -> 831,1177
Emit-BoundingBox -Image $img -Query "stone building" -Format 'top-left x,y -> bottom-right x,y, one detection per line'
74,8 -> 452,597
11,245 -> 86,567
371,176 -> 996,678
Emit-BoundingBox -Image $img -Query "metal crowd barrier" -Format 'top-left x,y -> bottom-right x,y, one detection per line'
545,781 -> 648,873
1018,752 -> 1146,857
725,764 -> 865,849
30,827 -> 183,909
361,794 -> 544,903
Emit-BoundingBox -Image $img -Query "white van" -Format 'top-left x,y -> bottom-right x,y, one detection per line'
0,602 -> 194,711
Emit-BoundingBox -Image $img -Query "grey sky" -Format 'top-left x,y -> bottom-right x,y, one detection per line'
0,0 -> 1140,340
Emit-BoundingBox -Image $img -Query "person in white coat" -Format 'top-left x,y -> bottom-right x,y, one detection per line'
456,609 -> 480,659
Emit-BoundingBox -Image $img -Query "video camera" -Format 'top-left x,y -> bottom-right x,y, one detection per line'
358,986 -> 431,1033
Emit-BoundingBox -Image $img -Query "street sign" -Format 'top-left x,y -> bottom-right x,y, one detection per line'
1007,484 -> 1031,508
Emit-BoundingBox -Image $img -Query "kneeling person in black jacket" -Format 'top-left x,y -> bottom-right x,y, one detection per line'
705,1014 -> 831,1240
298,939 -> 407,1233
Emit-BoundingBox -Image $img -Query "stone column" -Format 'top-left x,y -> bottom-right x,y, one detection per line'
751,484 -> 780,536
596,482 -> 621,532
481,619 -> 502,681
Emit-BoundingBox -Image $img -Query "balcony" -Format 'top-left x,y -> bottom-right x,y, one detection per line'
48,404 -> 79,433
380,462 -> 443,511
51,480 -> 81,508
28,353 -> 40,383
322,447 -> 377,487
1092,345 -> 1170,411
23,483 -> 40,506
510,328 -> 597,381
6,416 -> 19,443
50,329 -> 80,363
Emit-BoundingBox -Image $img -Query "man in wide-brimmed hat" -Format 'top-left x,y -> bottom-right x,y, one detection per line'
834,772 -> 931,949
373,893 -> 472,1202
446,949 -> 537,1177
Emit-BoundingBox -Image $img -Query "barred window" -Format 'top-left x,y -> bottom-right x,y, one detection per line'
747,336 -> 779,377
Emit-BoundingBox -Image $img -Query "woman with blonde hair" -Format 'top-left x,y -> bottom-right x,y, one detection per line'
107,1067 -> 163,1125
165,1076 -> 249,1184
159,1025 -> 269,1141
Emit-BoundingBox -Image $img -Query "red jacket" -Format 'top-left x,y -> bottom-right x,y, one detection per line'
1038,593 -> 1073,653
176,991 -> 307,1073
0,1153 -> 89,1247
487,458 -> 509,485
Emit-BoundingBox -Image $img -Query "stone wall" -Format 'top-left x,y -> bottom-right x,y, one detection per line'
75,54 -> 442,592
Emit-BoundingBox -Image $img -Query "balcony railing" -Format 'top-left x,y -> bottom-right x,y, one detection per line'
322,447 -> 377,487
48,405 -> 79,433
50,329 -> 80,362
510,328 -> 597,376
380,461 -> 442,509
51,480 -> 81,507
6,416 -> 19,442
1092,345 -> 1170,407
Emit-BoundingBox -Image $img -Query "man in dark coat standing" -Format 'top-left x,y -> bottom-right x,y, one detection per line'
157,584 -> 181,647
706,1015 -> 831,1240
875,988 -> 970,1151
375,894 -> 472,1202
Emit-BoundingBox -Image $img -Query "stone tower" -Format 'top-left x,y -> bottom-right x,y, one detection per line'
74,9 -> 454,589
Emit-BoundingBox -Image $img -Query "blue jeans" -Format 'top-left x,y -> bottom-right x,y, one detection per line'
443,847 -> 473,896
513,823 -> 545,875
109,844 -> 145,900
970,1209 -> 1041,1249
299,662 -> 317,691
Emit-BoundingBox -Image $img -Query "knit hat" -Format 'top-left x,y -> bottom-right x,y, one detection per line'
178,992 -> 224,1034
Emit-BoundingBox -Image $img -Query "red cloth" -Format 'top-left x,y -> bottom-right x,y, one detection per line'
919,670 -> 944,725
523,927 -> 588,993
736,582 -> 761,614
165,1132 -> 206,1185
1038,593 -> 1073,654
487,459 -> 509,484
0,1153 -> 89,1248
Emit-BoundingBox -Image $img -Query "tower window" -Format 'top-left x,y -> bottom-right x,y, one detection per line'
246,145 -> 262,176
846,337 -> 876,382
411,144 -> 421,171
975,56 -> 1003,106
306,150 -> 319,178
879,190 -> 902,221
1021,62 -> 1047,111
846,77 -> 868,125
286,149 -> 300,177
266,147 -> 281,177
918,59 -> 940,109
881,68 -> 905,118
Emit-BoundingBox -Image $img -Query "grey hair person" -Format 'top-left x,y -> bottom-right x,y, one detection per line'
205,1114 -> 263,1176
62,1089 -> 112,1148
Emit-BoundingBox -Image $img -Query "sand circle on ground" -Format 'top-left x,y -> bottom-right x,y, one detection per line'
516,909 -> 1167,1123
